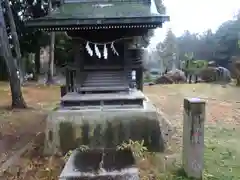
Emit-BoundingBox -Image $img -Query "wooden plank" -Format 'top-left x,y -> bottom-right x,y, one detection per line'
86,77 -> 125,81
83,65 -> 124,70
85,78 -> 125,83
79,86 -> 129,92
82,81 -> 127,87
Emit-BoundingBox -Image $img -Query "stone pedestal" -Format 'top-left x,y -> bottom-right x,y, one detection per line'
44,99 -> 173,155
60,149 -> 139,180
182,98 -> 205,179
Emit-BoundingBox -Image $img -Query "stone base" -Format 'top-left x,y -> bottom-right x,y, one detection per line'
44,99 -> 173,155
60,148 -> 139,180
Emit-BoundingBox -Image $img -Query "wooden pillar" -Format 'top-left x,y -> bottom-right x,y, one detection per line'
60,85 -> 66,97
136,67 -> 143,91
65,67 -> 70,91
124,40 -> 132,88
72,39 -> 83,89
183,98 -> 205,179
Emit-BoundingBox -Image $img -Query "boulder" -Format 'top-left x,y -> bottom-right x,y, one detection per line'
199,67 -> 218,82
155,75 -> 174,84
155,69 -> 186,84
166,69 -> 186,83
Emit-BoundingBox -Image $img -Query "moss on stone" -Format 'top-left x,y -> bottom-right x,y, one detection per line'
59,122 -> 76,154
93,124 -> 102,147
148,119 -> 165,152
118,121 -> 125,144
81,122 -> 90,145
104,121 -> 115,148
75,125 -> 83,146
57,114 -> 165,153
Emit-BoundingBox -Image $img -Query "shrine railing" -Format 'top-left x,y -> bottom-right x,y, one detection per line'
64,64 -> 84,93
66,68 -> 76,92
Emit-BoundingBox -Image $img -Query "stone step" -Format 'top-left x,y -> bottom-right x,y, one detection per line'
61,90 -> 144,101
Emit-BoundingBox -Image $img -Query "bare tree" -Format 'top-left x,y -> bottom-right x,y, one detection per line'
0,0 -> 26,108
46,0 -> 55,84
5,0 -> 24,84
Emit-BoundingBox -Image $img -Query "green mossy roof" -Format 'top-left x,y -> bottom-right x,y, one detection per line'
26,1 -> 169,28
49,2 -> 154,19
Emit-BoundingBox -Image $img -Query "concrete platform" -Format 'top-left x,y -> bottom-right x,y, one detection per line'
59,149 -> 139,180
44,98 -> 174,155
61,90 -> 145,102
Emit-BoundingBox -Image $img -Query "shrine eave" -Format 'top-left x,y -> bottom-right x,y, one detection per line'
25,16 -> 169,31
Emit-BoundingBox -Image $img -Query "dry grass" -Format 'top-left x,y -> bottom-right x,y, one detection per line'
1,83 -> 240,179
144,84 -> 240,128
0,132 -> 64,180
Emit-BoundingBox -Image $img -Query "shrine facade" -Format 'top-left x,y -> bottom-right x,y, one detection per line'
26,0 -> 169,109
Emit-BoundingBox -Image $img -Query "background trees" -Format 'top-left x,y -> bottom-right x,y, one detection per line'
0,0 -> 26,108
148,12 -> 240,75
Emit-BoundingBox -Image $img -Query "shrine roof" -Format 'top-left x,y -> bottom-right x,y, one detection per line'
25,1 -> 169,31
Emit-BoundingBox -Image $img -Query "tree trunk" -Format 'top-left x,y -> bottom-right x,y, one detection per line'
5,0 -> 24,84
172,55 -> 176,71
46,0 -> 55,85
236,77 -> 240,86
159,58 -> 164,76
194,74 -> 198,83
46,32 -> 55,84
33,47 -> 40,81
189,74 -> 192,84
0,2 -> 26,108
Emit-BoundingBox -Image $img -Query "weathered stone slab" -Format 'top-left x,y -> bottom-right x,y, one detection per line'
59,148 -> 139,180
44,99 -> 170,155
61,90 -> 144,102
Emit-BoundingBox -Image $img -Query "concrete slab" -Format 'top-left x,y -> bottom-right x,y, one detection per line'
44,98 -> 174,155
61,90 -> 145,102
59,149 -> 139,180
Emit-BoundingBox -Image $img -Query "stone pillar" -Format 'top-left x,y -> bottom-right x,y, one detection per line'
183,98 -> 205,179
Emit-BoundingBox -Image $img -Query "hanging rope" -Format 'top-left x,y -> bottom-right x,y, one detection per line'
77,36 -> 132,45
77,36 -> 134,59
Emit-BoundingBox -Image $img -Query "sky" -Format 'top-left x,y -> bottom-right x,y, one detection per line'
149,0 -> 240,50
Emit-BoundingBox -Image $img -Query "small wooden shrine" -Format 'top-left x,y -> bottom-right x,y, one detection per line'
25,1 -> 171,162
26,0 -> 169,109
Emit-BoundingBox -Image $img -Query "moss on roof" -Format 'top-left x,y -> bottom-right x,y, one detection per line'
25,1 -> 170,28
45,2 -> 156,19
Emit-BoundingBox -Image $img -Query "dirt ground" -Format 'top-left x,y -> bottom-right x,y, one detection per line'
1,83 -> 240,179
144,84 -> 240,128
0,82 -> 59,167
